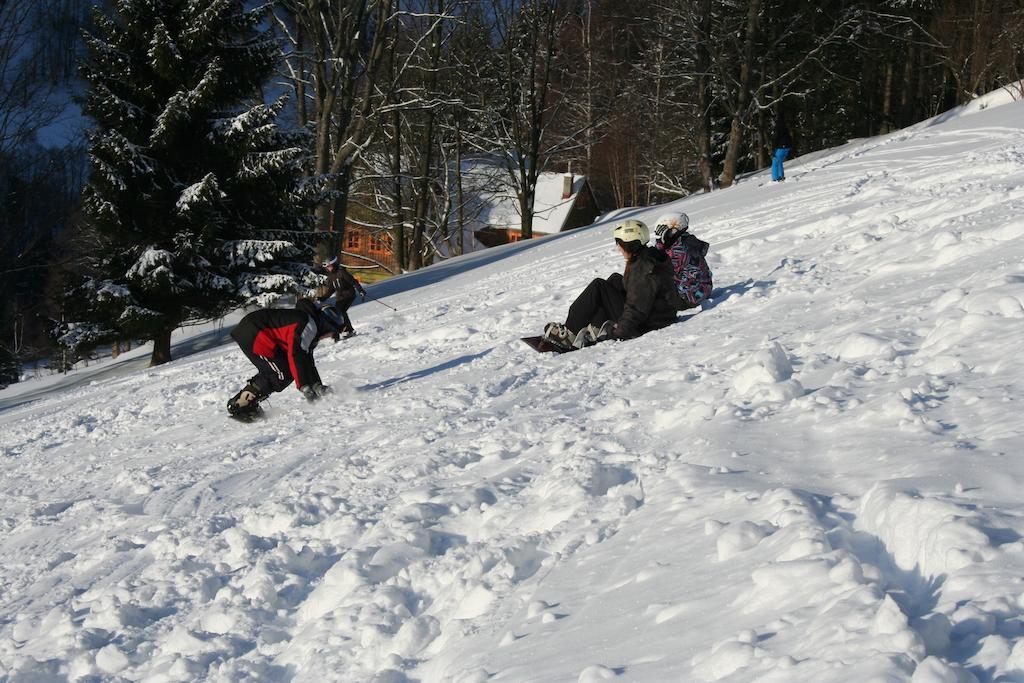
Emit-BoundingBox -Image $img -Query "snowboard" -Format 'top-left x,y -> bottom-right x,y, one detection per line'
521,335 -> 572,353
523,306 -> 707,353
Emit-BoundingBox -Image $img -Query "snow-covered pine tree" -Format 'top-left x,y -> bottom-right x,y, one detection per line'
71,0 -> 313,366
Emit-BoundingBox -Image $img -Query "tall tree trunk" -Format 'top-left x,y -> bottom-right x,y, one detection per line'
330,164 -> 351,255
583,0 -> 594,174
391,110 -> 406,270
411,117 -> 433,270
411,5 -> 443,269
860,0 -> 880,137
150,328 -> 173,366
719,0 -> 762,188
696,0 -> 714,191
455,120 -> 465,256
520,189 -> 534,239
968,0 -> 985,99
881,62 -> 894,133
757,107 -> 768,169
295,22 -> 308,126
900,39 -> 916,126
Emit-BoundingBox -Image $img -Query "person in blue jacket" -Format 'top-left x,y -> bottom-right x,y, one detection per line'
772,115 -> 792,182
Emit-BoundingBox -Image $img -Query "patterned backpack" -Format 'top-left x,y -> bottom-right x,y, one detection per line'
665,232 -> 713,309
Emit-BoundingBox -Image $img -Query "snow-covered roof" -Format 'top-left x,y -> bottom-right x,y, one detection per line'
461,158 -> 589,234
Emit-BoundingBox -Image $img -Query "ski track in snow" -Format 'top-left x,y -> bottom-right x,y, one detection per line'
2,100 -> 1024,681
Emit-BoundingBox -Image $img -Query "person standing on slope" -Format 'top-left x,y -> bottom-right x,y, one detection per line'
542,219 -> 678,350
772,114 -> 792,182
317,255 -> 366,338
226,299 -> 343,418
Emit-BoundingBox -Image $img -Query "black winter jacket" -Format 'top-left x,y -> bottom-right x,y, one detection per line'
317,267 -> 365,303
230,300 -> 327,389
615,247 -> 679,338
773,123 -> 792,149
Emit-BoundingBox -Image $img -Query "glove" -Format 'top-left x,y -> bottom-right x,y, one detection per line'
361,291 -> 367,301
300,383 -> 331,401
656,227 -> 678,246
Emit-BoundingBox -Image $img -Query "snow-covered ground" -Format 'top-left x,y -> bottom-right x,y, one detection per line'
2,90 -> 1024,682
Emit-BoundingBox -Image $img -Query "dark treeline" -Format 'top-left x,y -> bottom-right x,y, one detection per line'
1,0 -> 91,382
0,0 -> 1021,377
273,0 -> 1023,261
545,0 -> 1024,204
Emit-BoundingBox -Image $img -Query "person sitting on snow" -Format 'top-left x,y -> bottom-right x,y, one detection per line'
316,255 -> 366,338
226,299 -> 344,417
652,211 -> 713,310
541,219 -> 678,351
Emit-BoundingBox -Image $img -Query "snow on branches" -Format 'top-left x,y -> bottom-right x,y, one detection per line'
148,19 -> 183,79
236,273 -> 301,307
55,322 -> 115,357
150,58 -> 224,149
211,99 -> 283,143
126,247 -> 176,281
176,173 -> 224,216
237,149 -> 305,180
94,281 -> 131,302
218,240 -> 299,269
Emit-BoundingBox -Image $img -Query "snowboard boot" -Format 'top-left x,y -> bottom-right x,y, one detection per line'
227,382 -> 267,418
542,322 -> 576,351
572,320 -> 614,349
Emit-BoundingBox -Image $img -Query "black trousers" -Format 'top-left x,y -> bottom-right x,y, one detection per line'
333,291 -> 357,332
565,273 -> 626,334
239,346 -> 293,395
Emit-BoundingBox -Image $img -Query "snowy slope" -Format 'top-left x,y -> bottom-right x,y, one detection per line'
2,97 -> 1024,682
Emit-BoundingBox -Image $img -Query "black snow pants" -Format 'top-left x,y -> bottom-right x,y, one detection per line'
565,273 -> 626,334
239,346 -> 294,396
333,291 -> 357,333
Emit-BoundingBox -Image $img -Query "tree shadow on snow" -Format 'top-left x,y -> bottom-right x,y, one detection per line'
357,349 -> 493,391
0,322 -> 239,412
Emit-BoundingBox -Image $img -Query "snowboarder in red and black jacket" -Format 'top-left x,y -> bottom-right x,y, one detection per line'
226,299 -> 344,417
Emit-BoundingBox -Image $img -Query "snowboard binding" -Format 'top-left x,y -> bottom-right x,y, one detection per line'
227,383 -> 267,421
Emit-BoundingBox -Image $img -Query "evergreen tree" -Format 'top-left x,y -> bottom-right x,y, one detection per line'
70,0 -> 312,365
0,343 -> 20,388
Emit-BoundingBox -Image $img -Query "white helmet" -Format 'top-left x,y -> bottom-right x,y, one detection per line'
612,219 -> 650,245
654,212 -> 689,237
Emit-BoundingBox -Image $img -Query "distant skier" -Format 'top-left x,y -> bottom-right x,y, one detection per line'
772,114 -> 792,182
317,256 -> 366,338
541,219 -> 678,351
226,299 -> 343,418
